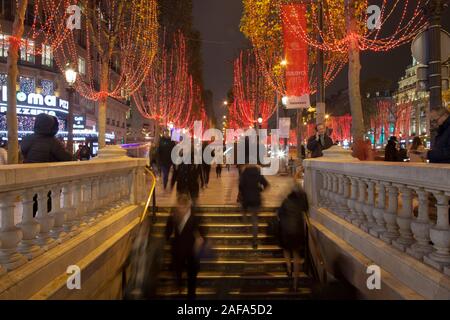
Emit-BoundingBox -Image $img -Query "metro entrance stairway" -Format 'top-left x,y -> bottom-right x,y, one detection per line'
151,207 -> 315,300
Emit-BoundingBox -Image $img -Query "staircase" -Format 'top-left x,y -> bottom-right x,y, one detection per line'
151,207 -> 315,300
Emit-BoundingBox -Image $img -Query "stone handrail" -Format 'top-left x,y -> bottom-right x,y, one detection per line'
0,155 -> 147,275
303,146 -> 450,277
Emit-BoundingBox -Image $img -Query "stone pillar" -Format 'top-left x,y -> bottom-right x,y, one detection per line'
17,190 -> 44,259
340,176 -> 351,218
393,185 -> 415,251
0,193 -> 27,271
424,191 -> 450,271
49,185 -> 70,243
362,180 -> 376,233
345,177 -> 359,223
63,183 -> 80,236
35,188 -> 57,251
381,184 -> 400,244
352,178 -> 367,227
370,181 -> 387,237
407,188 -> 433,259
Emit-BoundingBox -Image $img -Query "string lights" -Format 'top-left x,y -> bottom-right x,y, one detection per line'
53,0 -> 159,101
230,50 -> 277,128
133,32 -> 195,129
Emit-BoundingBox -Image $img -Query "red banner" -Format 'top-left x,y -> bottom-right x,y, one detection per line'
282,4 -> 310,109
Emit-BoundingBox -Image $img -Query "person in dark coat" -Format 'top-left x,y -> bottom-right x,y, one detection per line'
165,195 -> 205,300
158,129 -> 176,189
239,164 -> 269,249
277,184 -> 309,292
21,113 -> 73,163
428,108 -> 450,163
307,123 -> 333,158
21,114 -> 73,217
171,147 -> 204,206
384,136 -> 400,162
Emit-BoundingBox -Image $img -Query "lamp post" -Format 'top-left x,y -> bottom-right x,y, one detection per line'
64,64 -> 78,154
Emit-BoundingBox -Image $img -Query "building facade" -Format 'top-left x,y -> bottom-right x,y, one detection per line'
0,0 -> 132,154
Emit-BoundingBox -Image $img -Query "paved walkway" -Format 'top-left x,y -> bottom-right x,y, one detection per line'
154,166 -> 298,208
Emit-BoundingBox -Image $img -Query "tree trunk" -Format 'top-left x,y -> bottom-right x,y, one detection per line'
6,0 -> 27,164
98,60 -> 109,149
346,3 -> 365,143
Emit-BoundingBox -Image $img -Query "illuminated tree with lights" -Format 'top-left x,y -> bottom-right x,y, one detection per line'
242,0 -> 428,143
231,50 -> 276,128
241,0 -> 347,96
133,32 -> 194,133
54,0 -> 159,148
4,0 -> 74,163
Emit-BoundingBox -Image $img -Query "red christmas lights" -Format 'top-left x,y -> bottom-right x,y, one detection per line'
230,50 -> 277,128
133,32 -> 194,129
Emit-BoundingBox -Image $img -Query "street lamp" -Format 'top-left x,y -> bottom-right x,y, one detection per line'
64,63 -> 78,154
282,96 -> 289,106
281,59 -> 288,67
223,100 -> 228,106
257,115 -> 263,129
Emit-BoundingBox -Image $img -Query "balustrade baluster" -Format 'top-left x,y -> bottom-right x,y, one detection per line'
17,190 -> 44,259
319,172 -> 328,206
393,185 -> 415,251
370,181 -> 387,237
35,188 -> 57,251
0,193 -> 27,271
345,177 -> 359,223
352,178 -> 367,227
62,184 -> 78,236
381,184 -> 400,244
407,188 -> 433,259
362,180 -> 376,233
49,185 -> 70,243
424,192 -> 450,271
340,176 -> 351,218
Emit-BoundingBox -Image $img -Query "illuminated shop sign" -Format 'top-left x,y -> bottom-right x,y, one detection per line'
73,116 -> 86,129
0,86 -> 69,116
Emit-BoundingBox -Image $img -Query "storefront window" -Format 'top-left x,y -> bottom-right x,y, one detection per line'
0,33 -> 9,57
41,44 -> 53,67
20,39 -> 35,63
19,76 -> 35,94
41,79 -> 54,96
78,56 -> 86,75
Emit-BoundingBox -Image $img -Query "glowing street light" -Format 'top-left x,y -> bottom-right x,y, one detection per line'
168,122 -> 174,130
282,96 -> 289,106
223,100 -> 228,106
325,114 -> 330,120
281,59 -> 288,66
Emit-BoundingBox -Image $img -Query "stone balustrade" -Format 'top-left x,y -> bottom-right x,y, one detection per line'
303,146 -> 450,289
0,153 -> 147,274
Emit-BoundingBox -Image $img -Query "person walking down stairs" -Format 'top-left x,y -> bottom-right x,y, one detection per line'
277,183 -> 309,292
164,195 -> 205,300
239,164 -> 269,249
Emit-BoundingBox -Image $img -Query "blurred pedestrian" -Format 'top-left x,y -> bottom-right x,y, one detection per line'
277,184 -> 308,292
215,163 -> 222,178
165,195 -> 205,300
239,164 -> 269,249
171,147 -> 203,207
0,142 -> 7,165
427,108 -> 450,163
408,136 -> 426,163
77,143 -> 91,161
384,136 -> 400,162
307,123 -> 333,158
158,129 -> 175,190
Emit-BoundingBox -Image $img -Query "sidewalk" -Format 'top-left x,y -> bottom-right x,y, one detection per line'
154,166 -> 297,208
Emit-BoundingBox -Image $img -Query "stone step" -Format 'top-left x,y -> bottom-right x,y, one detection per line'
153,222 -> 271,234
152,212 -> 278,224
155,286 -> 312,300
162,258 -> 298,273
154,233 -> 276,246
163,244 -> 284,259
155,206 -> 277,213
157,271 -> 312,288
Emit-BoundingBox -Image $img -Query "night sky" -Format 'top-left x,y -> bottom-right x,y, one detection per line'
193,0 -> 450,122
